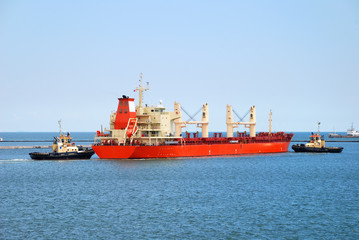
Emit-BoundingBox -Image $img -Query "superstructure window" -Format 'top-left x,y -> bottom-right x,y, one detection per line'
120,102 -> 123,106
125,102 -> 128,106
120,109 -> 122,113
125,109 -> 128,113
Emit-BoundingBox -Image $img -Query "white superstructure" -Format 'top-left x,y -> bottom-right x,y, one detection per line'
347,123 -> 359,137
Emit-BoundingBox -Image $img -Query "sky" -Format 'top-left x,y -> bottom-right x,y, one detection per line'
0,0 -> 358,132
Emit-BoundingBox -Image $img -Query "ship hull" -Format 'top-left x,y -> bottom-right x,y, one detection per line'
92,141 -> 291,159
29,149 -> 95,160
292,144 -> 343,153
328,134 -> 359,138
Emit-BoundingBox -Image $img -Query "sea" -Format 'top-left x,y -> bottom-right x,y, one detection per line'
1,132 -> 358,239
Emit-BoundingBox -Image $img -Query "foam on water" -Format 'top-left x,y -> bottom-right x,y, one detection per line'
0,159 -> 32,163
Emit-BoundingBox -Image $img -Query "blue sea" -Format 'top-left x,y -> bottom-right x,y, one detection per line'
1,132 -> 358,239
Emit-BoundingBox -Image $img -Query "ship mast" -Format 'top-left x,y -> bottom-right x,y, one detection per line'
135,73 -> 149,108
269,110 -> 272,135
58,120 -> 62,136
317,122 -> 320,135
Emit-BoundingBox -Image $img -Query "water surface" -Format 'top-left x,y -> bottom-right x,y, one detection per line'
1,133 -> 358,239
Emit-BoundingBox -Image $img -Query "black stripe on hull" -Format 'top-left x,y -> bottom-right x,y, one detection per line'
29,149 -> 95,160
292,144 -> 343,153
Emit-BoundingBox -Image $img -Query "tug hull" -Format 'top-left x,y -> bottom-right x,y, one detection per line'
292,144 -> 343,153
30,148 -> 95,160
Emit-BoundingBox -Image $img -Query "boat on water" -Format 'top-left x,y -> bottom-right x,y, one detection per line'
29,121 -> 94,160
92,74 -> 293,159
328,123 -> 359,138
292,123 -> 343,153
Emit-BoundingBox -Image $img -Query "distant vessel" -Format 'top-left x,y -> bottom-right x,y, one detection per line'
29,121 -> 94,160
92,74 -> 293,159
292,123 -> 343,153
0,137 -> 2,141
328,123 -> 359,138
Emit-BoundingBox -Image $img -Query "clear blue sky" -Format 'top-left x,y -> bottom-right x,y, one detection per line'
1,0 -> 358,132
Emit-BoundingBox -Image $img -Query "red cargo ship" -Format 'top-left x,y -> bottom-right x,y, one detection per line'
92,74 -> 293,159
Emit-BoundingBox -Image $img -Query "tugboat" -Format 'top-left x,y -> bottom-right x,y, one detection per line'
29,121 -> 95,160
292,123 -> 343,153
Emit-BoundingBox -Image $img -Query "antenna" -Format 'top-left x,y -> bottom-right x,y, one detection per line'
318,122 -> 321,135
58,120 -> 62,135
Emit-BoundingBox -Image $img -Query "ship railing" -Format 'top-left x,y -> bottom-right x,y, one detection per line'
179,135 -> 293,145
92,133 -> 294,147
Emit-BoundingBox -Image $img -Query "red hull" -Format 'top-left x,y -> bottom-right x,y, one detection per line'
92,141 -> 291,159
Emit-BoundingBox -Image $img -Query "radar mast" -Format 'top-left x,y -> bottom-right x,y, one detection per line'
135,73 -> 149,108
